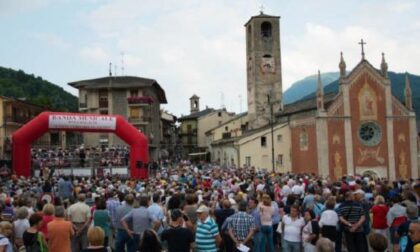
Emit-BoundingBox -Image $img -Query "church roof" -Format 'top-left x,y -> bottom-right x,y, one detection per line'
68,76 -> 167,103
276,92 -> 337,117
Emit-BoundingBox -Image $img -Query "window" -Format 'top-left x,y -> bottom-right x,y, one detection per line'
130,89 -> 138,97
225,126 -> 229,131
358,122 -> 382,146
261,22 -> 272,37
129,107 -> 140,118
218,112 -> 222,117
277,154 -> 283,166
300,129 -> 309,151
261,136 -> 267,147
245,156 -> 251,167
277,134 -> 282,142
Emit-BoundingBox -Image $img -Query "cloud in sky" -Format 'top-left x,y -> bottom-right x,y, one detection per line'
31,32 -> 72,49
0,0 -> 419,116
80,46 -> 109,63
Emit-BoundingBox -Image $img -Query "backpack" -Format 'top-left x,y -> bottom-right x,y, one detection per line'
310,221 -> 320,246
26,233 -> 46,252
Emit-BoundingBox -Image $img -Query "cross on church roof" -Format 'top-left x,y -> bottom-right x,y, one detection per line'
358,39 -> 367,60
259,4 -> 264,14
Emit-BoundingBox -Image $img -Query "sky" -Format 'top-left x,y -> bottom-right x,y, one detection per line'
1,0 -> 419,116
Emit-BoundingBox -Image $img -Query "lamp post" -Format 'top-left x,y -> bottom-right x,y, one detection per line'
267,93 -> 275,173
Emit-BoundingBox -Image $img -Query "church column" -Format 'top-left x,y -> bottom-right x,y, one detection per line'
316,116 -> 329,177
316,71 -> 329,176
409,114 -> 419,178
342,84 -> 354,175
382,53 -> 396,180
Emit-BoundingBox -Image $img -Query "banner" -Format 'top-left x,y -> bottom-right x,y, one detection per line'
48,114 -> 117,130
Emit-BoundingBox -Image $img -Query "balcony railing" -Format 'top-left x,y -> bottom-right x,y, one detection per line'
79,103 -> 87,108
128,116 -> 151,124
127,96 -> 154,105
5,115 -> 30,124
99,100 -> 108,108
222,132 -> 231,139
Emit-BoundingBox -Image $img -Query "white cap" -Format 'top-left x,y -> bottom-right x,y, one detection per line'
196,205 -> 209,213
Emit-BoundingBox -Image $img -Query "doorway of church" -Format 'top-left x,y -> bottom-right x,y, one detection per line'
362,170 -> 379,180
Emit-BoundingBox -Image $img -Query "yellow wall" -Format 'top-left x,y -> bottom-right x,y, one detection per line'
238,124 -> 291,172
197,111 -> 235,148
211,114 -> 248,141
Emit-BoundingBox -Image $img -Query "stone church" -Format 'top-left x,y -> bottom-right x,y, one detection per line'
207,11 -> 418,180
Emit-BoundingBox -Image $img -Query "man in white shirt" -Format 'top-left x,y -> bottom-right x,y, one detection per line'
68,194 -> 91,252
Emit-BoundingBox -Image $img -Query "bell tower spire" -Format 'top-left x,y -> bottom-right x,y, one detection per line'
405,73 -> 413,110
316,70 -> 324,111
381,52 -> 388,78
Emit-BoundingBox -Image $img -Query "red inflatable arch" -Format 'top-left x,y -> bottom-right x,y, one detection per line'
12,112 -> 148,179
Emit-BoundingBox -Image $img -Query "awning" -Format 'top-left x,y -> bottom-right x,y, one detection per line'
188,152 -> 208,156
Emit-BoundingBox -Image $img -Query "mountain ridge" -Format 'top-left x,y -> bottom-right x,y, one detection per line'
0,66 -> 78,112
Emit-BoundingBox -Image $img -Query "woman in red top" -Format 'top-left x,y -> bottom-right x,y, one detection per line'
370,195 -> 389,237
39,203 -> 55,240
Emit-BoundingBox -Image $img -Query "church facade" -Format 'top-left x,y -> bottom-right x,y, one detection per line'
285,56 -> 418,180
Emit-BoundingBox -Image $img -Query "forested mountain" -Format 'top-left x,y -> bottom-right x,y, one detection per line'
0,67 -> 78,112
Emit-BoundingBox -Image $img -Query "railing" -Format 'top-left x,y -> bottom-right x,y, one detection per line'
128,116 -> 151,124
4,115 -> 29,124
99,100 -> 108,108
127,96 -> 154,105
222,132 -> 231,139
34,166 -> 129,177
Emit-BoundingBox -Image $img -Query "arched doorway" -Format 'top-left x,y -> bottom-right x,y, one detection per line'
12,112 -> 149,179
362,170 -> 379,180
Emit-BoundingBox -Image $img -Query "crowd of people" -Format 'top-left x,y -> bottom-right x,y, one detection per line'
31,146 -> 130,170
0,161 -> 418,252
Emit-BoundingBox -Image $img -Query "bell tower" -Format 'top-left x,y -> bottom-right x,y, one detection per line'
190,94 -> 200,114
245,11 -> 283,129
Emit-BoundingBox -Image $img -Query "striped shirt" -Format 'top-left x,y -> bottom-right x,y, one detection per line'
196,217 -> 219,252
337,200 -> 364,232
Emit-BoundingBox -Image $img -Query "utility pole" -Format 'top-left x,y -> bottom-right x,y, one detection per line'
267,93 -> 275,173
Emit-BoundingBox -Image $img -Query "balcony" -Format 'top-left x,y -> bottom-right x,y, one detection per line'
127,96 -> 154,106
99,100 -> 108,108
79,102 -> 88,111
128,116 -> 151,125
222,132 -> 231,139
5,115 -> 30,125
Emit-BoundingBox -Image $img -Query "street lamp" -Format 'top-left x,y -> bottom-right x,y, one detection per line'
267,93 -> 275,173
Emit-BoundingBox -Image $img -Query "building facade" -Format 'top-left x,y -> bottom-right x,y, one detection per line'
68,76 -> 167,160
178,95 -> 235,158
0,96 -> 54,159
209,120 -> 291,172
160,110 -> 177,159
